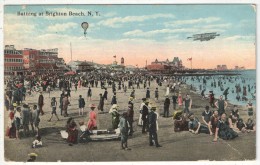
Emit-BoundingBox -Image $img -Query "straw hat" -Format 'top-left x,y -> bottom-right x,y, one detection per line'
109,104 -> 119,113
28,153 -> 38,157
23,103 -> 29,107
111,104 -> 118,109
151,106 -> 157,111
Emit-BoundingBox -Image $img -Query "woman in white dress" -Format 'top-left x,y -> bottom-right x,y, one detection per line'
165,85 -> 170,96
138,98 -> 146,126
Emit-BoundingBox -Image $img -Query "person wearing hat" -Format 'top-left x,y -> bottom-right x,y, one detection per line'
27,153 -> 38,162
87,87 -> 92,101
118,81 -> 122,90
119,112 -> 131,150
130,89 -> 135,99
135,80 -> 139,89
111,92 -> 117,105
88,104 -> 97,130
143,80 -> 147,89
112,82 -> 116,93
163,96 -> 171,118
22,103 -> 30,137
172,92 -> 178,110
13,102 -> 17,108
142,100 -> 149,133
109,104 -> 120,129
13,87 -> 21,105
38,92 -> 44,115
14,106 -> 22,139
155,87 -> 159,100
62,94 -> 70,117
98,93 -> 105,113
128,97 -> 134,111
148,106 -> 162,147
59,93 -> 64,116
103,88 -> 108,102
6,108 -> 16,138
78,95 -> 86,116
67,117 -> 79,145
127,102 -> 134,136
146,87 -> 150,99
138,98 -> 146,126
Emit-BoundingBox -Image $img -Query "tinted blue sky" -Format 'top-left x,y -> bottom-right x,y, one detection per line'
4,4 -> 255,41
4,4 -> 256,69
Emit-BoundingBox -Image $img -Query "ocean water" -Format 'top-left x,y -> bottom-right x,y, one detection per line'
184,70 -> 256,107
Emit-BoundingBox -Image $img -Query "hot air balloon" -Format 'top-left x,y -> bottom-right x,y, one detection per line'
81,22 -> 89,37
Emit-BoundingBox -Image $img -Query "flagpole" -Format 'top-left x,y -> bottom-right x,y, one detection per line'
191,58 -> 192,70
70,42 -> 72,61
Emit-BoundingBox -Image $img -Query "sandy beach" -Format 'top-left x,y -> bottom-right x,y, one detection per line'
4,79 -> 256,162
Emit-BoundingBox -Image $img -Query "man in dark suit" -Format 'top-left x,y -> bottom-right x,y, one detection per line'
127,98 -> 134,136
148,106 -> 162,147
164,96 -> 171,117
38,92 -> 44,115
142,101 -> 149,133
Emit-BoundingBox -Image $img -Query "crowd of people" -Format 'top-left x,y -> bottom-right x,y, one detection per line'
4,71 -> 256,154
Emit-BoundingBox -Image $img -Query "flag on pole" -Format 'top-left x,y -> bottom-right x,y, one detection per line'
187,57 -> 192,61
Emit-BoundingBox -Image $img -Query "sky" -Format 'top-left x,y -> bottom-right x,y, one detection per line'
4,4 -> 256,69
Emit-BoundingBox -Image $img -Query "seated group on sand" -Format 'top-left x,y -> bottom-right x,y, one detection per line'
173,105 -> 256,142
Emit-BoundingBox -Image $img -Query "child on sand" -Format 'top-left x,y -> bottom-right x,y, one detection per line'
32,135 -> 43,148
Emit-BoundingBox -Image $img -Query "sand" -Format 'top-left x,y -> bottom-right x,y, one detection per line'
4,79 -> 256,162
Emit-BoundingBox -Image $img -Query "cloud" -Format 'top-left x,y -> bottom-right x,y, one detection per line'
103,12 -> 117,17
37,33 -> 81,41
223,35 -> 255,41
123,28 -> 213,37
97,13 -> 175,28
4,13 -> 37,24
163,35 -> 180,41
4,16 -> 37,41
199,23 -> 231,29
4,23 -> 35,34
164,17 -> 221,27
46,22 -> 77,32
